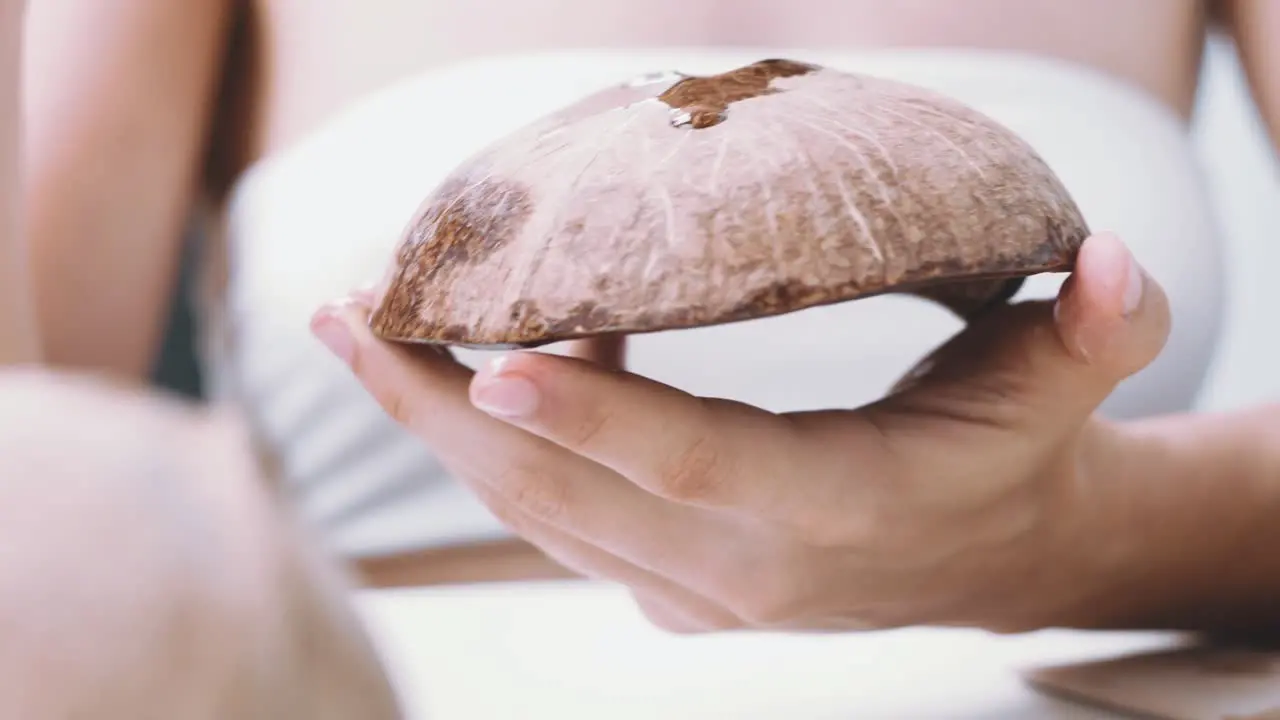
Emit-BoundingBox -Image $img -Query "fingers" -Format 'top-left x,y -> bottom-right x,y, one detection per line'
310,297 -> 740,590
468,350 -> 894,520
885,231 -> 1170,436
311,298 -> 616,507
313,299 -> 748,629
469,351 -> 737,504
309,299 -> 468,433
1055,231 -> 1170,381
471,480 -> 742,633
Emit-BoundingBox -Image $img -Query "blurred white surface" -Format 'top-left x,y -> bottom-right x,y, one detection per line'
356,583 -> 1179,720
1192,36 -> 1280,410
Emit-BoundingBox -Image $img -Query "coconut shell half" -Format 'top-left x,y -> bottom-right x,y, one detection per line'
370,58 -> 1089,349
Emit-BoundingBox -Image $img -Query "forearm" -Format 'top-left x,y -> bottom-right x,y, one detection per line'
0,0 -> 39,364
1071,404 -> 1280,636
21,0 -> 230,377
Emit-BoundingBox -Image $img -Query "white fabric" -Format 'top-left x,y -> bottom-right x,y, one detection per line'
357,582 -> 1179,719
207,47 -> 1225,558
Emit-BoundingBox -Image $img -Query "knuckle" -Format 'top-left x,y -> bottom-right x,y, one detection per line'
567,408 -> 613,451
471,483 -> 534,533
494,463 -> 572,524
717,558 -> 809,627
365,373 -> 416,428
789,507 -> 881,549
654,434 -> 729,502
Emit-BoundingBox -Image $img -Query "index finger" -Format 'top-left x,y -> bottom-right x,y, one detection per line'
468,349 -> 897,519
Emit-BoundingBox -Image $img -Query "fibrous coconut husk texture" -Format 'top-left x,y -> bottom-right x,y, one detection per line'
371,59 -> 1089,349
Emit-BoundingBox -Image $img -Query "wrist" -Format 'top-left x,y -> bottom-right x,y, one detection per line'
1056,406 -> 1280,635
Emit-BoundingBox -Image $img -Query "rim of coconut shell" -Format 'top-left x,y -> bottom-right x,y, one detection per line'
370,58 -> 1089,350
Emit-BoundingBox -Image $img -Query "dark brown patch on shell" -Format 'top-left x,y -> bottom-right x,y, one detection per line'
659,58 -> 818,129
369,174 -> 533,340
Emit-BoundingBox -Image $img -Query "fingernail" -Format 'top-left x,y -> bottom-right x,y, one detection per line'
1123,252 -> 1145,317
472,359 -> 541,418
311,310 -> 355,365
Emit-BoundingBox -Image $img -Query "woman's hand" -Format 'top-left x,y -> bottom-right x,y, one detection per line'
313,231 -> 1170,634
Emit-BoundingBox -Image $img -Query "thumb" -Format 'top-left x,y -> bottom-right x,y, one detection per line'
888,231 -> 1171,434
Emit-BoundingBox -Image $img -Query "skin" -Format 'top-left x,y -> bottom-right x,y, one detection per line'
2,0 -> 1279,712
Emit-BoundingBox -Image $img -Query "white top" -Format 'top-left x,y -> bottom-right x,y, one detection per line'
205,47 -> 1225,558
356,582 -> 1183,719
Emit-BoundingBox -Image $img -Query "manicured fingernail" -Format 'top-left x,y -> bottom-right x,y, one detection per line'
310,310 -> 355,365
472,359 -> 541,418
1123,252 -> 1145,317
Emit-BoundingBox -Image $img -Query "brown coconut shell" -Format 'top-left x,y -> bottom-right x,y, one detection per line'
370,58 -> 1089,349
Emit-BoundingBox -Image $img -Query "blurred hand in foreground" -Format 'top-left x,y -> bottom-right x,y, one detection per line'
0,369 -> 403,719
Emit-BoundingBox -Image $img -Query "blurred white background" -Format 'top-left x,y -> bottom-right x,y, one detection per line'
1191,34 -> 1280,411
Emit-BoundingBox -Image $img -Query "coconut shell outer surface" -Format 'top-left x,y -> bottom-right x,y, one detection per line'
370,59 -> 1090,349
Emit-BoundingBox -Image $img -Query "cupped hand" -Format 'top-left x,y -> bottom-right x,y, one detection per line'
312,231 -> 1170,634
